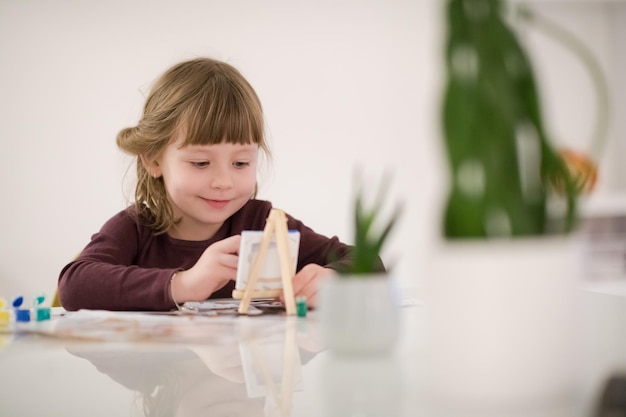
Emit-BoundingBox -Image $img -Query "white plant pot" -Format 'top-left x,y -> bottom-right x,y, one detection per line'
318,274 -> 399,355
421,236 -> 583,414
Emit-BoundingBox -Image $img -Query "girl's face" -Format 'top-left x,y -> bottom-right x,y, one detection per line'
151,133 -> 258,241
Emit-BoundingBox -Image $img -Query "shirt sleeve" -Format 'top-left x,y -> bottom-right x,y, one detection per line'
285,213 -> 386,274
58,210 -> 178,311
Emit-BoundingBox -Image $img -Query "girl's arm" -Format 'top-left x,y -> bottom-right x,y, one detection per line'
58,210 -> 177,311
59,209 -> 242,311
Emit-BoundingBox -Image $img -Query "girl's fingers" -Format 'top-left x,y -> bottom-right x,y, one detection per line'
220,253 -> 239,269
213,234 -> 242,254
289,265 -> 332,308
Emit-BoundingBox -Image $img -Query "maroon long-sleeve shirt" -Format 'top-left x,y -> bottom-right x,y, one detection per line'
59,199 -> 354,311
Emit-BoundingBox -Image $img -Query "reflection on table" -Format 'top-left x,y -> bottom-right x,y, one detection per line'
67,317 -> 321,417
0,289 -> 625,417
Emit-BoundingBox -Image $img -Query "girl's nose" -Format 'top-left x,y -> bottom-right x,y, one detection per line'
210,166 -> 233,189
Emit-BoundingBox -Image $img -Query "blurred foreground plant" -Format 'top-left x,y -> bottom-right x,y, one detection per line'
441,0 -> 608,238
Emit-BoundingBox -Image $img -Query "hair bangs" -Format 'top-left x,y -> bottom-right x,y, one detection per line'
178,76 -> 264,148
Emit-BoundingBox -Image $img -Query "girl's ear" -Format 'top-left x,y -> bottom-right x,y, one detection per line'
140,154 -> 162,179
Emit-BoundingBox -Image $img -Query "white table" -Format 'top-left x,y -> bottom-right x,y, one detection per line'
0,288 -> 624,417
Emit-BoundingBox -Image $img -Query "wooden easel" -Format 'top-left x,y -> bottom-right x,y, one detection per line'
233,209 -> 297,315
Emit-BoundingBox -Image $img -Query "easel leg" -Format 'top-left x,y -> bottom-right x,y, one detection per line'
280,319 -> 297,415
238,215 -> 276,314
274,211 -> 296,316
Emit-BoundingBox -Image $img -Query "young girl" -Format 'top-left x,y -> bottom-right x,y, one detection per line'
58,57 -> 359,311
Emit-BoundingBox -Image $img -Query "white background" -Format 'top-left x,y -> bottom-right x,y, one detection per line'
0,0 -> 624,301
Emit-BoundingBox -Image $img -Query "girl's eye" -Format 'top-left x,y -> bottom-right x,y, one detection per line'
192,161 -> 209,168
233,161 -> 250,168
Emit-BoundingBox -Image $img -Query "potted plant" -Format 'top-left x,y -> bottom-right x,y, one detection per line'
423,0 -> 608,410
318,174 -> 402,355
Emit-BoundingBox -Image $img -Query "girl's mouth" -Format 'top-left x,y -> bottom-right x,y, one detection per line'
204,199 -> 229,209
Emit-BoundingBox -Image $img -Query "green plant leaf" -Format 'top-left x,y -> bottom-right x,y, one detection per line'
341,172 -> 401,275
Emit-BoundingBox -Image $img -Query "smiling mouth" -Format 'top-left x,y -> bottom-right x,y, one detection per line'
203,198 -> 230,209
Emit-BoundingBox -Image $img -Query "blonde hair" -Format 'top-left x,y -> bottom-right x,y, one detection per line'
117,57 -> 270,234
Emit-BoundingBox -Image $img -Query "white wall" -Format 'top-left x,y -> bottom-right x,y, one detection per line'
0,0 -> 624,302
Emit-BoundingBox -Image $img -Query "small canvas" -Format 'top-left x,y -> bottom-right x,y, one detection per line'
235,230 -> 300,291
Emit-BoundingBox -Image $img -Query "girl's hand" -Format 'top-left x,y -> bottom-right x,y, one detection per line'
280,264 -> 334,308
171,235 -> 241,303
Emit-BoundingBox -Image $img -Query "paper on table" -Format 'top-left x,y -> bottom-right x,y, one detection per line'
9,309 -> 241,344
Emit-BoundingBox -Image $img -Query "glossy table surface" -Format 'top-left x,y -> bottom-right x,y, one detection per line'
1,288 -> 625,417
